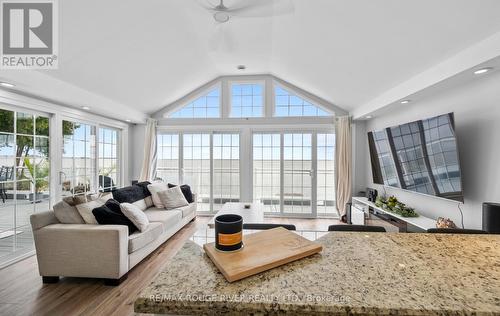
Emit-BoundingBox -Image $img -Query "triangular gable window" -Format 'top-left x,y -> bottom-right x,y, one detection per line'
169,88 -> 220,118
274,85 -> 330,117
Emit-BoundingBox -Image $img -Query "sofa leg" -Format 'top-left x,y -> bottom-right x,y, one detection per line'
42,276 -> 59,284
104,274 -> 128,286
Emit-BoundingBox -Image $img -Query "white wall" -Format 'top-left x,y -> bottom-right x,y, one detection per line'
129,124 -> 146,182
352,121 -> 368,196
358,71 -> 500,229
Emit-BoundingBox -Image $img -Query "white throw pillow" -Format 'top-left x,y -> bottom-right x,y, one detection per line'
147,182 -> 169,208
158,186 -> 189,210
75,194 -> 113,224
120,203 -> 150,232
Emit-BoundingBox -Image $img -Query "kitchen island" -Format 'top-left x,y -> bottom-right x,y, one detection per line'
135,232 -> 500,315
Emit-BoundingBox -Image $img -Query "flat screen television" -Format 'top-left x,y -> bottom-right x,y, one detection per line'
368,112 -> 463,202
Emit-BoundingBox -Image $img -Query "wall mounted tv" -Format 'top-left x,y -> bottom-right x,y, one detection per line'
368,112 -> 463,202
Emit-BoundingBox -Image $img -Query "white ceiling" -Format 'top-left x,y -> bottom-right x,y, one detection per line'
1,0 -> 500,122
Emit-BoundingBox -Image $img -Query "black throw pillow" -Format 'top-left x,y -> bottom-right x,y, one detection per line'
112,183 -> 150,204
134,181 -> 152,197
168,183 -> 194,203
92,200 -> 138,235
105,198 -> 122,213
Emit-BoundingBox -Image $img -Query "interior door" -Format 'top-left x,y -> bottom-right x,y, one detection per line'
282,133 -> 313,216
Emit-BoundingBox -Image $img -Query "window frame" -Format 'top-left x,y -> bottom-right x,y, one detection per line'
158,75 -> 342,122
168,83 -> 222,119
273,83 -> 331,118
228,80 -> 266,118
98,126 -> 121,192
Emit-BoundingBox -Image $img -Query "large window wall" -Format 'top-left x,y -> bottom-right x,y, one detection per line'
0,103 -> 126,268
158,76 -> 339,218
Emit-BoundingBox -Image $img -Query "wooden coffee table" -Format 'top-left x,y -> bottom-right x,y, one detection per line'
208,202 -> 264,228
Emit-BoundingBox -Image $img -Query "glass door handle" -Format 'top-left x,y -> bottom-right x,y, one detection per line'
309,169 -> 314,177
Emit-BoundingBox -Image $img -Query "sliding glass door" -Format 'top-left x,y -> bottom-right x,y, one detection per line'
316,133 -> 336,215
183,133 -> 211,212
98,127 -> 120,192
0,107 -> 50,267
253,133 -> 281,213
61,121 -> 96,198
156,132 -> 240,214
283,133 -> 313,215
253,131 -> 336,217
213,133 -> 240,212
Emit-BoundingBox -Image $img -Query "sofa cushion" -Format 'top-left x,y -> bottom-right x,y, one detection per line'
144,209 -> 182,232
176,203 -> 197,218
112,182 -> 151,204
53,200 -> 85,224
158,186 -> 189,210
128,222 -> 163,253
168,183 -> 194,203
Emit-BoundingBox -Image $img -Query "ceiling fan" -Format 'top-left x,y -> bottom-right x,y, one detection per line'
198,0 -> 295,23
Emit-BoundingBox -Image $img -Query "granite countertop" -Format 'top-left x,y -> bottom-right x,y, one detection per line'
135,232 -> 500,316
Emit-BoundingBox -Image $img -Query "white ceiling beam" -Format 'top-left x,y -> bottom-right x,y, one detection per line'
352,30 -> 500,119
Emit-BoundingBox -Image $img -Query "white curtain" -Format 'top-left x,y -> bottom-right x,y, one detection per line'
139,118 -> 158,182
335,116 -> 352,216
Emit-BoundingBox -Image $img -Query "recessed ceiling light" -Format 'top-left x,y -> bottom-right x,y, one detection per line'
400,100 -> 411,104
365,115 -> 372,119
0,82 -> 15,88
474,67 -> 492,75
237,65 -> 246,70
81,106 -> 90,110
125,119 -> 131,122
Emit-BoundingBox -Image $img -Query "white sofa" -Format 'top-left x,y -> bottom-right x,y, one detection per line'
30,195 -> 196,285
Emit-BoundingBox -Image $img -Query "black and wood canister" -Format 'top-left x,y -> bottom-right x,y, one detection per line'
214,214 -> 243,252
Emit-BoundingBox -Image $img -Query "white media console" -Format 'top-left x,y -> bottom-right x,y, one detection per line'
351,197 -> 436,232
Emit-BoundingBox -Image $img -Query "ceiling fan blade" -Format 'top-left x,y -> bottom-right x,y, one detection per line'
228,0 -> 294,17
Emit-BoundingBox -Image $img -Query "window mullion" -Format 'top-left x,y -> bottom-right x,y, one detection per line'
209,132 -> 214,213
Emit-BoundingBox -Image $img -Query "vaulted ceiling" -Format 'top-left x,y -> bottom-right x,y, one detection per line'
1,0 -> 500,123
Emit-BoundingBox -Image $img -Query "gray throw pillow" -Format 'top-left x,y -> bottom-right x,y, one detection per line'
53,200 -> 85,224
76,195 -> 113,224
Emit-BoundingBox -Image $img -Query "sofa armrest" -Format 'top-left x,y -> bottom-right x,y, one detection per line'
33,224 -> 129,279
30,211 -> 60,231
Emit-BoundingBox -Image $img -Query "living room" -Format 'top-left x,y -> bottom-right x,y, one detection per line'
0,0 -> 499,315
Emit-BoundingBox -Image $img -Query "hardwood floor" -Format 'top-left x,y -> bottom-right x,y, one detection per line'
0,216 -> 340,316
